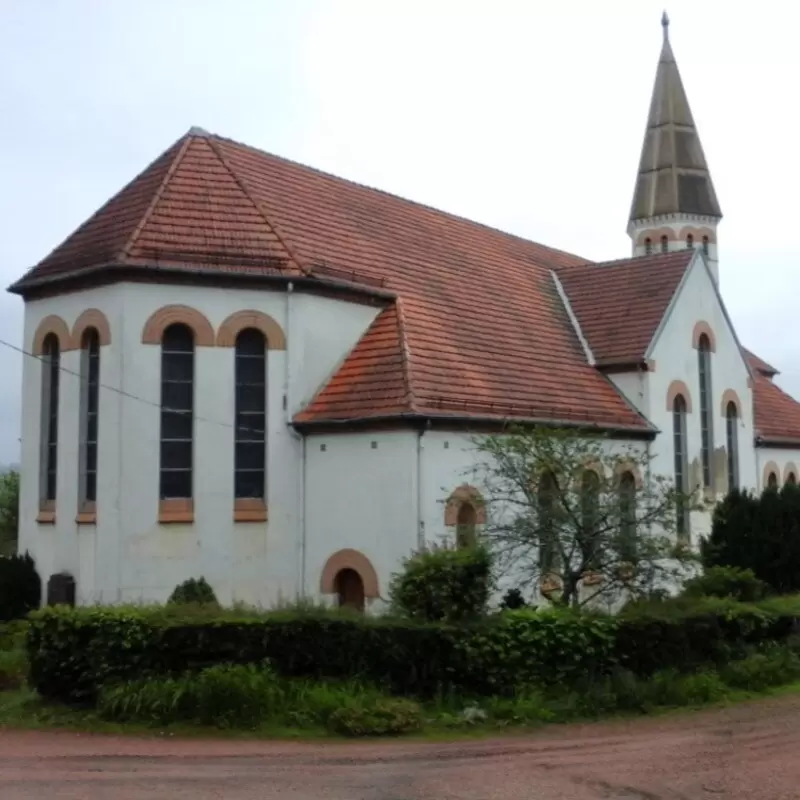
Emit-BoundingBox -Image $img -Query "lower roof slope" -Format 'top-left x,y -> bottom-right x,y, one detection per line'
13,129 -> 653,431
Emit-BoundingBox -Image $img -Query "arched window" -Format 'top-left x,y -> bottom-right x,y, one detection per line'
618,470 -> 638,561
686,233 -> 694,249
697,334 -> 713,488
644,237 -> 653,255
660,235 -> 669,253
702,235 -> 710,255
79,329 -> 100,509
234,328 -> 267,503
673,394 -> 690,539
456,502 -> 477,548
159,324 -> 194,501
334,568 -> 365,612
767,471 -> 779,489
580,470 -> 600,564
40,333 -> 60,509
787,472 -> 797,486
725,401 -> 739,492
538,471 -> 558,573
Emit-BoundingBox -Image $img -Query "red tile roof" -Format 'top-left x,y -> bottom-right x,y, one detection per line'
556,251 -> 694,367
13,129 -> 653,432
751,372 -> 800,445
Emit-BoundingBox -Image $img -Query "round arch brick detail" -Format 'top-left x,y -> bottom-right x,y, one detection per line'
71,309 -> 111,349
635,227 -> 677,246
666,379 -> 693,413
720,389 -> 743,418
444,484 -> 486,526
692,321 -> 717,352
763,461 -> 781,489
677,225 -> 717,245
141,305 -> 215,346
215,310 -> 286,350
320,549 -> 380,598
32,315 -> 73,355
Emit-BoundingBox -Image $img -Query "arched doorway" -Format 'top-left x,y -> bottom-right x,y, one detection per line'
334,568 -> 365,612
456,502 -> 477,548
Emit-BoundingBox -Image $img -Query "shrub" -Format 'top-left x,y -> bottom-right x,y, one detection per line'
721,645 -> 800,692
0,647 -> 28,691
683,566 -> 769,603
167,577 -> 218,607
0,553 -> 40,622
646,668 -> 728,707
389,544 -> 493,623
100,663 -> 280,729
328,698 -> 422,737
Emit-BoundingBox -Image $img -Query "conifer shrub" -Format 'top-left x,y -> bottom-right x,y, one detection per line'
0,553 -> 41,622
167,577 -> 218,607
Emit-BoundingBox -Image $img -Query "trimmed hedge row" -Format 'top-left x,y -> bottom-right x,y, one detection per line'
26,597 -> 800,705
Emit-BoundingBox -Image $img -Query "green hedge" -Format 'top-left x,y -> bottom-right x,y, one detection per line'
26,597 -> 800,705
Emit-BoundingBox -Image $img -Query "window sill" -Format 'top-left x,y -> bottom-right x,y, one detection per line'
159,498 -> 194,524
36,508 -> 56,525
234,498 -> 268,523
76,502 -> 97,525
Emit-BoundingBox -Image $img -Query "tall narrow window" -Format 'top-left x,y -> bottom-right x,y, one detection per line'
787,472 -> 797,486
767,471 -> 778,489
702,236 -> 710,255
644,237 -> 653,255
79,329 -> 100,508
725,401 -> 739,493
40,334 -> 60,508
618,471 -> 637,562
580,471 -> 600,566
686,233 -> 694,249
538,471 -> 558,574
160,324 -> 194,500
234,328 -> 267,502
456,503 -> 477,548
660,235 -> 669,253
673,395 -> 690,539
697,334 -> 713,488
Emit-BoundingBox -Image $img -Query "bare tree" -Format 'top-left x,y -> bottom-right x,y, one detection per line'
472,426 -> 697,607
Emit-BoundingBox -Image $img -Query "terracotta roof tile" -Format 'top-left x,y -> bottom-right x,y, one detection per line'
13,129 -> 652,432
296,304 -> 412,422
752,372 -> 800,445
557,251 -> 694,367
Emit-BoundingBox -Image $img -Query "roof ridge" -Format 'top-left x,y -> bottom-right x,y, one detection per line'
557,249 -> 693,272
207,132 -> 589,268
204,135 -> 307,274
394,299 -> 418,412
116,135 -> 193,260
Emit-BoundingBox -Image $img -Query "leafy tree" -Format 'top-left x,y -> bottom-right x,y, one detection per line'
0,470 -> 19,557
167,577 -> 219,607
473,426 -> 697,608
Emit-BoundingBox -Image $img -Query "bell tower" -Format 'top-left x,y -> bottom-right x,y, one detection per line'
628,12 -> 722,283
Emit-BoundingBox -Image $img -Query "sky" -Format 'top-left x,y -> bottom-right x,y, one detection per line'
1,0 -> 799,464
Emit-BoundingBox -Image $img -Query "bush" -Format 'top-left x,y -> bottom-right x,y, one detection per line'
683,566 -> 769,602
721,645 -> 800,692
328,698 -> 422,737
500,588 -> 528,610
27,595 -> 800,706
0,647 -> 27,691
0,553 -> 40,622
389,544 -> 493,623
168,577 -> 218,607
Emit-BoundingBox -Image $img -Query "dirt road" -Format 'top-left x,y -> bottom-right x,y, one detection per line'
2,695 -> 799,799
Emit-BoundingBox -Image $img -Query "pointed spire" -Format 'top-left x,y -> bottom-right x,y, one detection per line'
629,14 -> 722,222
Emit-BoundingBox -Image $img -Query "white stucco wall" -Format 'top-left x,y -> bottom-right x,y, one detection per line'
19,282 -> 380,607
645,253 -> 755,542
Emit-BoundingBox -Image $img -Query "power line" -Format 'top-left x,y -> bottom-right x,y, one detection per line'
0,337 -> 269,439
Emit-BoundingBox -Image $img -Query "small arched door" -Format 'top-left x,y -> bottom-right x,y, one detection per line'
334,568 -> 365,612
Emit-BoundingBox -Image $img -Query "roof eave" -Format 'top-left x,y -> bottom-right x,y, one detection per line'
292,411 -> 657,440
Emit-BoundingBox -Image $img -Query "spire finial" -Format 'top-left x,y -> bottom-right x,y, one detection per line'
661,10 -> 670,37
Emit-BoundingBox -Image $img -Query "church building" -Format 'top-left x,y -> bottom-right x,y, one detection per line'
10,16 -> 800,610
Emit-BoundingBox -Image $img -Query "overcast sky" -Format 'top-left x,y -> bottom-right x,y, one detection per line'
1,1 -> 798,464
